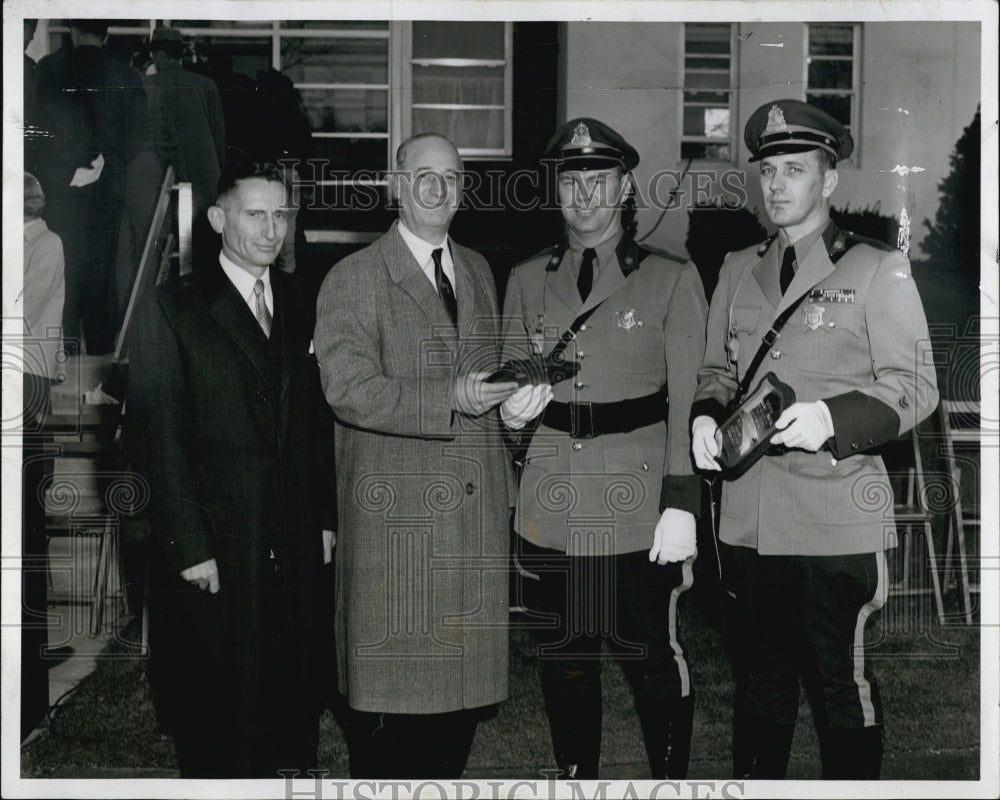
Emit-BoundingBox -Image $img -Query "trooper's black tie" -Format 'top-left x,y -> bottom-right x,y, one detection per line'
578,247 -> 596,303
779,246 -> 796,295
432,247 -> 457,326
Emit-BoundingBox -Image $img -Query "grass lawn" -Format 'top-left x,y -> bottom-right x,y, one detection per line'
21,589 -> 981,781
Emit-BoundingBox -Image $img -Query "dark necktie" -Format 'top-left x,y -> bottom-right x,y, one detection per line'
432,247 -> 457,326
779,246 -> 797,295
578,247 -> 596,303
253,279 -> 272,337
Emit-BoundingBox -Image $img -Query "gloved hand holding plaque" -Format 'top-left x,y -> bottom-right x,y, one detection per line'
486,354 -> 581,387
715,372 -> 796,479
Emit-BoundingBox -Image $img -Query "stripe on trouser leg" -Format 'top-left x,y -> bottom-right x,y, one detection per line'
667,556 -> 695,698
852,551 -> 887,727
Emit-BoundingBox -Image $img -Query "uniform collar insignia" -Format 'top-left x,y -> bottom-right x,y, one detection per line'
571,122 -> 592,147
764,105 -> 787,134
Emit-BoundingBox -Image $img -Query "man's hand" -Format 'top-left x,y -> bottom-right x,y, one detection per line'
322,529 -> 336,565
770,401 -> 834,452
501,384 -> 553,430
453,371 -> 519,417
649,508 -> 697,565
691,415 -> 721,471
180,558 -> 220,593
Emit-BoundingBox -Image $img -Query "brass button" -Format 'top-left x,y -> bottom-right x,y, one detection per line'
574,382 -> 585,390
579,323 -> 587,332
572,441 -> 582,451
465,482 -> 475,495
577,350 -> 585,359
828,321 -> 837,328
770,350 -> 781,359
898,396 -> 910,409
642,463 -> 649,472
637,320 -> 644,328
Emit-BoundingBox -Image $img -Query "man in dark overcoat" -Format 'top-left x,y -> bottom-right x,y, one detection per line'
126,160 -> 335,777
314,133 -> 519,778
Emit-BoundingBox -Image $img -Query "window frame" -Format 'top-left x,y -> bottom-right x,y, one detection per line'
398,20 -> 513,160
678,21 -> 738,164
804,22 -> 862,167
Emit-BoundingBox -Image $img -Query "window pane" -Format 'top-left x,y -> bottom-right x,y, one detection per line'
685,56 -> 730,70
305,185 -> 393,232
806,93 -> 852,127
310,136 -> 389,174
683,107 -> 730,139
170,20 -> 272,30
684,23 -> 731,54
301,88 -> 388,134
282,38 -> 388,84
683,90 -> 730,105
809,25 -> 854,56
190,36 -> 271,77
413,64 -> 505,105
808,60 -> 853,90
412,108 -> 505,150
684,70 -> 730,90
281,20 -> 388,31
412,21 -> 505,60
681,142 -> 731,161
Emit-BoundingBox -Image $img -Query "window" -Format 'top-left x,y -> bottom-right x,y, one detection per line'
403,21 -> 513,158
680,23 -> 736,162
806,23 -> 860,162
36,19 -> 515,235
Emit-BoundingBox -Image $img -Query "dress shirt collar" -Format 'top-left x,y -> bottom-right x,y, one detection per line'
219,251 -> 272,316
777,214 -> 829,263
397,219 -> 455,290
567,224 -> 623,277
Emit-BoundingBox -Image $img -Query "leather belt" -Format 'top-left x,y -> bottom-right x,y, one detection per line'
542,389 -> 666,439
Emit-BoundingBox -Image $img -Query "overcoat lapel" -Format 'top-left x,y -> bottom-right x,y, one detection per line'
203,262 -> 274,434
382,222 -> 459,352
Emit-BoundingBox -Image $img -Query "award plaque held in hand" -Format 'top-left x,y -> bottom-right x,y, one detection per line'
715,372 -> 795,479
486,355 -> 581,387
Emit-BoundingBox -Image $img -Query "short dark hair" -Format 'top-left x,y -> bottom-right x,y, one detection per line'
216,159 -> 287,204
814,147 -> 838,172
70,19 -> 110,38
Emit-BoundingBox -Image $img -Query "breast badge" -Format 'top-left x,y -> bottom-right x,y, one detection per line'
617,308 -> 640,330
804,304 -> 826,331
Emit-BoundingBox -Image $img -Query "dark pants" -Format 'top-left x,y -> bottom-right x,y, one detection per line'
21,374 -> 52,740
151,563 -> 320,778
46,178 -> 122,355
341,705 -> 481,779
721,542 -> 886,779
516,538 -> 696,779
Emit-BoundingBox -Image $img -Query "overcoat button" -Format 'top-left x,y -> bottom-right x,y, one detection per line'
771,350 -> 781,359
465,483 -> 475,495
572,442 -> 582,451
851,443 -> 859,450
642,463 -> 649,471
579,323 -> 587,331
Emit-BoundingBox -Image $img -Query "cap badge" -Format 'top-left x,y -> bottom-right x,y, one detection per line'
764,105 -> 788,134
571,122 -> 592,147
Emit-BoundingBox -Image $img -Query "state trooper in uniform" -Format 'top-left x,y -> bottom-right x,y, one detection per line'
690,99 -> 939,779
499,118 -> 708,779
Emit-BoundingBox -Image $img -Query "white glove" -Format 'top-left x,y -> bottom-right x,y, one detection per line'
770,401 -> 834,452
501,383 -> 553,430
691,415 -> 721,471
649,508 -> 697,565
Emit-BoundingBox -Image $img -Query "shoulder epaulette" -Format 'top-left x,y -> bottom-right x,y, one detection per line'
840,229 -> 897,255
755,233 -> 779,257
514,242 -> 566,272
636,242 -> 687,266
